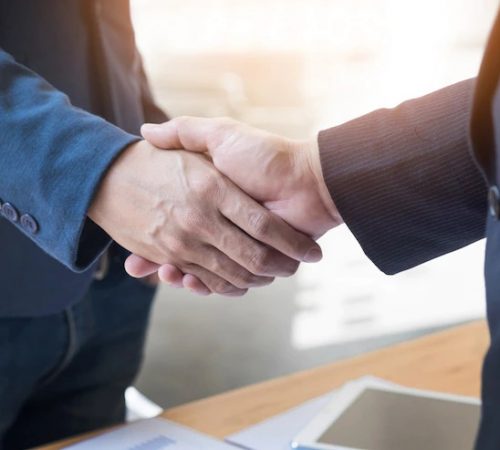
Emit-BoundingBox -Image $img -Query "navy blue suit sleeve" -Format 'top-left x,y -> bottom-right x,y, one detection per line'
318,79 -> 489,275
0,50 -> 140,272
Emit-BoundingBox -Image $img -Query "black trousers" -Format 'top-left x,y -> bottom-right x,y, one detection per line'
0,257 -> 156,449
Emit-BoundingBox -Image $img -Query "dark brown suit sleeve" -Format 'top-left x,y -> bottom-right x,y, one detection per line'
318,79 -> 488,274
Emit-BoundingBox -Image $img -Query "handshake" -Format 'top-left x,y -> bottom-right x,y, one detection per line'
89,117 -> 343,296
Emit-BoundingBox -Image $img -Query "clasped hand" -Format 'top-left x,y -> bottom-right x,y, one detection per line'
90,117 -> 342,296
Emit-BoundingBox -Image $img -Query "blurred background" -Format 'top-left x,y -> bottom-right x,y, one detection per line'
130,0 -> 498,408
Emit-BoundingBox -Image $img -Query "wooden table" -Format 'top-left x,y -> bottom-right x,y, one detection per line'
40,321 -> 489,449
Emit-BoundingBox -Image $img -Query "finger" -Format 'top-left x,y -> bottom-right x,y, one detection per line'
158,264 -> 184,288
125,254 -> 160,278
190,245 -> 274,289
219,183 -> 323,263
182,274 -> 211,296
210,216 -> 299,277
141,117 -> 228,153
183,265 -> 248,297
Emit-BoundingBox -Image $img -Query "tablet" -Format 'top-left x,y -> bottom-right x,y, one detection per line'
291,377 -> 480,450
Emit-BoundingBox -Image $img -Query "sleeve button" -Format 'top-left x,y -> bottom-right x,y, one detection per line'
20,214 -> 39,234
1,203 -> 19,222
489,186 -> 500,219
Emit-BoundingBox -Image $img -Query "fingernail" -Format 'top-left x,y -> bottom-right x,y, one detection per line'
304,247 -> 323,263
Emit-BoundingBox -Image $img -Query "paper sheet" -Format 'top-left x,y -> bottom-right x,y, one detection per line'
64,418 -> 236,450
225,393 -> 334,450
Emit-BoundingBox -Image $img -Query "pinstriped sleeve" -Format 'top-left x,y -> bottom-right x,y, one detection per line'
318,79 -> 488,275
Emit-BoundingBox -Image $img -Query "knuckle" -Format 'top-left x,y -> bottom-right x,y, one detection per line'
193,173 -> 222,197
205,251 -> 229,277
248,248 -> 273,274
182,211 -> 209,234
249,212 -> 272,237
231,269 -> 257,289
166,237 -> 188,255
207,117 -> 237,147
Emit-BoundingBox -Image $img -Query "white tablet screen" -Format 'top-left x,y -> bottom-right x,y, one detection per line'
318,388 -> 480,450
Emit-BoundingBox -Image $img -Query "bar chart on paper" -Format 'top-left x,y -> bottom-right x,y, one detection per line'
64,418 -> 236,450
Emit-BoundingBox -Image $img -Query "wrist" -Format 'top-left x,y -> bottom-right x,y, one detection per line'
88,140 -> 150,231
293,137 -> 343,227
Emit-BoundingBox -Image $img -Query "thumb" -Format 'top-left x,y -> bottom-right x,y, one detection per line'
141,116 -> 233,155
141,121 -> 186,150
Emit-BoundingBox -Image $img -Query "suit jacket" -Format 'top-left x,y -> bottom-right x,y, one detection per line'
318,11 -> 500,449
0,0 -> 166,316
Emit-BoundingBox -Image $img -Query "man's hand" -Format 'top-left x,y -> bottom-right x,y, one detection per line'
89,140 -> 323,296
126,117 -> 342,293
